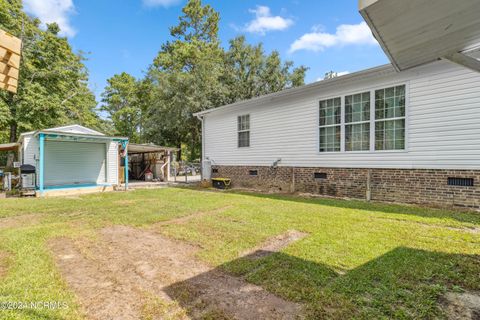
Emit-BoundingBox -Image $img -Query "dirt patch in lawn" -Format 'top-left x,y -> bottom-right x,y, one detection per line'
153,205 -> 233,227
441,292 -> 480,319
0,214 -> 42,230
0,251 -> 10,278
49,226 -> 303,320
242,230 -> 308,260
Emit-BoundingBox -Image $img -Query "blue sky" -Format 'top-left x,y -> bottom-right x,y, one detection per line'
23,0 -> 389,102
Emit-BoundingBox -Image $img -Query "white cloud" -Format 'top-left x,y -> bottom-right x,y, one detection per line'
289,21 -> 377,53
23,0 -> 76,37
244,6 -> 293,35
143,0 -> 182,8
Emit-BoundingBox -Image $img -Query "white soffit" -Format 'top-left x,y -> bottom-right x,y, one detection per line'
359,0 -> 480,71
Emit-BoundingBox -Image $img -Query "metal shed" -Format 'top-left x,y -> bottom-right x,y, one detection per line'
18,125 -> 129,197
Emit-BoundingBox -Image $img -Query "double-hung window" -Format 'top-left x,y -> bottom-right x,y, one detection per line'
319,97 -> 341,152
345,92 -> 370,151
238,114 -> 250,148
318,84 -> 406,152
375,85 -> 406,150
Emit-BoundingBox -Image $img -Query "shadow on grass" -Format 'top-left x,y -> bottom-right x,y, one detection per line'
196,187 -> 480,225
163,247 -> 480,319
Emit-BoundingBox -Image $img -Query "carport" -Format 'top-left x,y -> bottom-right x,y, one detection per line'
125,143 -> 177,184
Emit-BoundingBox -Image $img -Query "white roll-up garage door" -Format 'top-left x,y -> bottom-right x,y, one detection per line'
44,141 -> 106,186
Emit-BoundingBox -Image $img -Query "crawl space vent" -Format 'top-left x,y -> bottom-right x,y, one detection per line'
448,177 -> 474,187
314,172 -> 327,179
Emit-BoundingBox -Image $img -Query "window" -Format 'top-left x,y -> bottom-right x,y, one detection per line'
238,114 -> 250,148
375,85 -> 406,150
319,97 -> 341,152
345,92 -> 370,151
249,170 -> 258,176
318,84 -> 406,153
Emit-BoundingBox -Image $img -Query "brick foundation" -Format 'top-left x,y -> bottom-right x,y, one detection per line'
211,166 -> 480,209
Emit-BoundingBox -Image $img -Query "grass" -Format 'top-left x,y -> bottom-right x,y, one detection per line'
0,187 -> 479,319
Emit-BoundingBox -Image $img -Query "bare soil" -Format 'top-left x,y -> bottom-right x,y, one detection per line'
0,251 -> 9,278
49,225 -> 303,320
153,206 -> 233,227
241,230 -> 308,260
442,292 -> 480,320
0,214 -> 41,230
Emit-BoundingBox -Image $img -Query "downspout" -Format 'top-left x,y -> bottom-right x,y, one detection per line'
195,114 -> 205,181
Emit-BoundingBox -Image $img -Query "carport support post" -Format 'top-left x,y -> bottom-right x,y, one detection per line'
124,140 -> 128,191
39,133 -> 45,195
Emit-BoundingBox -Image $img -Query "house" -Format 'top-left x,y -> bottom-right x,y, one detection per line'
195,0 -> 480,208
195,57 -> 480,208
18,125 -> 129,197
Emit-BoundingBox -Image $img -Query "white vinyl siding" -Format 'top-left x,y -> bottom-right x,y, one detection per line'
44,141 -> 106,186
203,60 -> 480,169
22,135 -> 38,166
107,141 -> 119,185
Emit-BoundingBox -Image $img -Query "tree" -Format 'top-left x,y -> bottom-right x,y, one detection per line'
222,36 -> 308,104
0,0 -> 100,144
143,0 -> 308,161
145,0 -> 225,160
101,72 -> 142,142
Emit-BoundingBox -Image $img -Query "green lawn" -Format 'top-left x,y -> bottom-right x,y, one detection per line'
0,188 -> 479,319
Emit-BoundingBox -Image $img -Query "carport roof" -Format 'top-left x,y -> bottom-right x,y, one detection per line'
359,0 -> 480,71
0,142 -> 19,152
128,143 -> 178,154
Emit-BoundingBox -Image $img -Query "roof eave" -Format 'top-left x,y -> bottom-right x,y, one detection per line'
358,7 -> 401,72
195,63 -> 395,117
34,130 -> 129,141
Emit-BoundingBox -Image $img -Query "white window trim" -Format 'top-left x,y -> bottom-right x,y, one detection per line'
318,97 -> 342,152
316,82 -> 409,154
344,92 -> 371,152
237,114 -> 250,149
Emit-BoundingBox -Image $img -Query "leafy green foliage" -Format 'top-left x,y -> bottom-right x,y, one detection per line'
101,72 -> 143,142
0,0 -> 101,143
140,0 -> 307,160
222,35 -> 308,104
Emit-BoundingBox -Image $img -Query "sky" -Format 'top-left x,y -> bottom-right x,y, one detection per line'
22,0 -> 389,102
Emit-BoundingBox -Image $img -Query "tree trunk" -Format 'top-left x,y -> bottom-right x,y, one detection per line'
176,142 -> 182,161
6,123 -> 17,167
9,122 -> 17,143
6,152 -> 15,168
